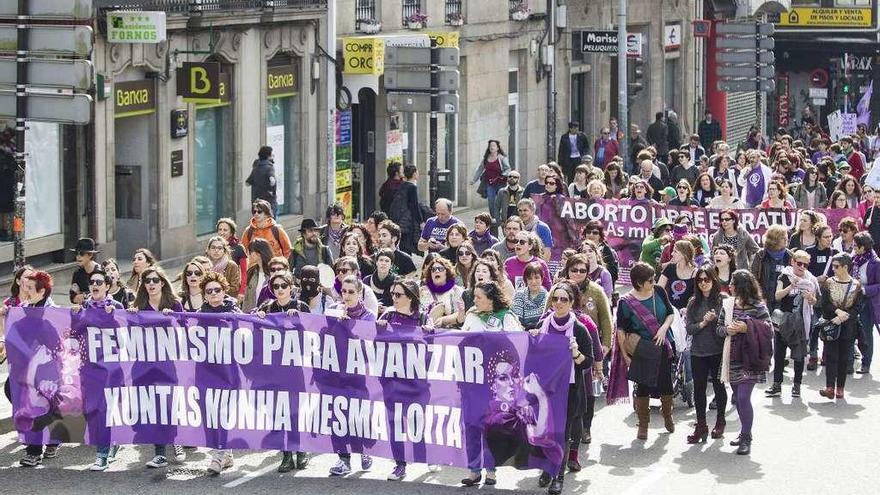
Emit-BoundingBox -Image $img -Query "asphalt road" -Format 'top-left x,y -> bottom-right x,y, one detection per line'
1,351 -> 877,495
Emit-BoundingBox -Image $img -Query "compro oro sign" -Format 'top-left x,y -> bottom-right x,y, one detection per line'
343,38 -> 385,75
107,11 -> 167,43
777,8 -> 873,28
114,80 -> 156,118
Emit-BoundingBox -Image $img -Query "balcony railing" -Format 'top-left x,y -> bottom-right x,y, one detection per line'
355,0 -> 377,30
402,0 -> 422,23
445,0 -> 463,25
94,0 -> 327,13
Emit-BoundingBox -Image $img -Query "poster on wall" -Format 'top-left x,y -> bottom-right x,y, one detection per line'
386,130 -> 403,165
266,125 -> 286,206
335,110 -> 353,218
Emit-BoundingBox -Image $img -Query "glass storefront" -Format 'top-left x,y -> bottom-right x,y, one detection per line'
266,60 -> 302,215
194,66 -> 233,235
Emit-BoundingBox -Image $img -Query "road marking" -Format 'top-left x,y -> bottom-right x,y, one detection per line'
621,466 -> 669,495
222,462 -> 278,488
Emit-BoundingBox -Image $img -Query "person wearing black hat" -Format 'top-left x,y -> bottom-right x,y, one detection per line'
289,218 -> 333,278
557,121 -> 590,182
69,238 -> 100,304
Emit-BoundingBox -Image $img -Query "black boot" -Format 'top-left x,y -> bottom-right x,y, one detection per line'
548,475 -> 564,495
277,451 -> 296,472
537,471 -> 552,488
295,451 -> 310,469
736,434 -> 752,455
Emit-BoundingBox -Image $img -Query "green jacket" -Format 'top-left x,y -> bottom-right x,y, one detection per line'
640,235 -> 665,272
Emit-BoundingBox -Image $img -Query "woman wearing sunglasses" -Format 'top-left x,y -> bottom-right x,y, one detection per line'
72,270 -> 126,471
454,242 -> 478,287
559,254 -> 613,353
504,232 -> 552,291
330,256 -> 379,315
765,250 -> 818,399
177,261 -> 206,311
327,275 -> 375,476
127,267 -> 186,469
419,256 -> 465,327
581,220 -> 618,287
198,272 -> 241,475
254,271 -> 311,473
685,267 -> 728,443
818,253 -> 863,399
376,279 -> 433,481
530,281 -> 592,495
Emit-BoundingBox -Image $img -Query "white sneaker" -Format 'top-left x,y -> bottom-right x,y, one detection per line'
90,456 -> 109,472
207,453 -> 233,475
173,445 -> 186,462
146,455 -> 168,468
428,464 -> 442,473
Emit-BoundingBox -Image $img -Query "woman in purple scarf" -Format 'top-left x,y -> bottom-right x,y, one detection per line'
851,233 -> 880,374
528,281 -> 593,495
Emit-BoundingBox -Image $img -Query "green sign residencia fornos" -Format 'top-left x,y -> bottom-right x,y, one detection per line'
107,11 -> 167,44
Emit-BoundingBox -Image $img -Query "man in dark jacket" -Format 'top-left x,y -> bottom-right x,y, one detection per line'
378,162 -> 402,214
557,121 -> 590,181
645,112 -> 669,165
666,110 -> 682,152
697,111 -> 723,151
629,124 -> 648,170
246,145 -> 278,217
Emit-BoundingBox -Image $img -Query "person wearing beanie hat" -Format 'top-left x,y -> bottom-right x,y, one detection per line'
640,218 -> 674,271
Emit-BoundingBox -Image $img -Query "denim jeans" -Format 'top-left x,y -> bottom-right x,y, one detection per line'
96,445 -> 115,457
486,183 -> 501,225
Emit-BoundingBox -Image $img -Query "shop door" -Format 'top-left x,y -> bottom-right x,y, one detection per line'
195,107 -> 224,234
352,89 -> 376,220
115,115 -> 156,259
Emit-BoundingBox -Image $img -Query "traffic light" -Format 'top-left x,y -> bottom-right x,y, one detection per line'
628,57 -> 645,97
842,79 -> 850,95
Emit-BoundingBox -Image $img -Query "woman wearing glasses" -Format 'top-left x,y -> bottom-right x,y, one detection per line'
454,242 -> 478,287
668,179 -> 700,207
205,236 -> 241,297
530,281 -> 593,495
711,209 -> 759,270
760,180 -> 792,210
819,253 -> 863,399
581,220 -> 618,286
197,272 -> 241,475
254,271 -> 311,473
685,267 -> 728,443
377,279 -> 432,481
792,165 -> 827,210
504,232 -> 552,291
765,250 -> 818,399
420,256 -> 465,327
177,260 -> 206,311
330,256 -> 379,315
327,275 -> 375,476
559,253 -> 613,351
128,267 -> 185,469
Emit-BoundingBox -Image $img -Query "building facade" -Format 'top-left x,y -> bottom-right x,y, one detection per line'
0,1 -> 331,270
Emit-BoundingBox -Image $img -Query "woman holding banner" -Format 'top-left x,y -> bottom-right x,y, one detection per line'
328,275 -> 376,476
530,281 -> 593,495
610,262 -> 676,441
461,281 -> 522,333
198,273 -> 241,475
377,279 -> 432,481
255,271 -> 311,473
419,256 -> 465,328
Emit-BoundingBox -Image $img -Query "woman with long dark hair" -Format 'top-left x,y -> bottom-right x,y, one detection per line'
471,139 -> 511,225
241,237 -> 272,312
789,210 -> 820,251
581,220 -> 618,286
364,248 -> 398,312
717,270 -> 772,455
686,267 -> 728,443
792,165 -> 827,210
216,217 -> 248,300
694,172 -> 719,207
602,161 -> 628,199
339,231 -> 375,277
819,253 -> 863,398
530,281 -> 592,495
835,174 -> 862,209
127,248 -> 157,293
712,244 -> 737,292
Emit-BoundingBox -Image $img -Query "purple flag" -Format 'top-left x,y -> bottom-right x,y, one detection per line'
5,308 -> 573,474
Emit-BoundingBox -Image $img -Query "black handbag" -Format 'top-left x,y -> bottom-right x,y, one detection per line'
627,338 -> 663,387
477,175 -> 488,198
816,318 -> 841,342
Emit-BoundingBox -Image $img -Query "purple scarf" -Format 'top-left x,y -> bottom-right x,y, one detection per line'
426,277 -> 455,295
346,302 -> 372,320
852,249 -> 879,277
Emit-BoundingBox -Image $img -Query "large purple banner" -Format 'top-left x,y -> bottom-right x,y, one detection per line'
535,197 -> 860,284
5,308 -> 572,474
